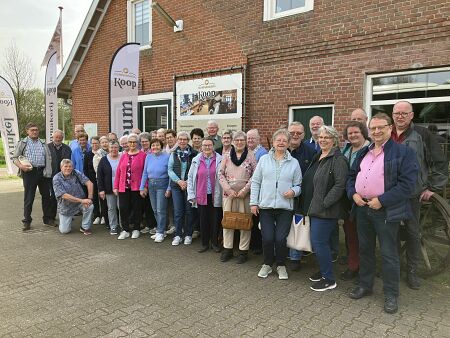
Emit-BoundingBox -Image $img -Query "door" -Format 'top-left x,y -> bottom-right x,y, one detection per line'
139,99 -> 172,132
290,105 -> 334,140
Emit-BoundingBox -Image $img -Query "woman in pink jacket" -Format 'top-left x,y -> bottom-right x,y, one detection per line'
113,133 -> 147,240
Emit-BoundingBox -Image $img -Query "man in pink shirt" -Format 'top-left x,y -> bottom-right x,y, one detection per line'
346,113 -> 419,314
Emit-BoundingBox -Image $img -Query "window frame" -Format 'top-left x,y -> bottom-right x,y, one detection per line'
263,0 -> 314,21
127,0 -> 152,50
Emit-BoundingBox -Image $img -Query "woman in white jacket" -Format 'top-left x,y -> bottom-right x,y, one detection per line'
250,129 -> 302,280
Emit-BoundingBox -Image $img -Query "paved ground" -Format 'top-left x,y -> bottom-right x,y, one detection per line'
1,179 -> 450,337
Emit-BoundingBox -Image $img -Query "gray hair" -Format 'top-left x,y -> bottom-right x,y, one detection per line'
289,121 -> 304,128
272,129 -> 291,142
99,136 -> 109,143
119,135 -> 128,143
109,140 -> 120,147
318,125 -> 340,147
60,159 -> 73,168
139,132 -> 151,142
177,131 -> 190,141
127,133 -> 138,142
207,120 -> 218,128
222,129 -> 233,138
52,129 -> 64,138
232,130 -> 247,140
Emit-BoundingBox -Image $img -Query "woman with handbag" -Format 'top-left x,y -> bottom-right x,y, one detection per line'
300,125 -> 349,292
187,137 -> 223,253
250,129 -> 302,280
218,131 -> 257,263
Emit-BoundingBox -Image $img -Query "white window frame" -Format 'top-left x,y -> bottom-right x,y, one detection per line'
288,104 -> 335,124
127,0 -> 152,50
139,92 -> 173,129
263,0 -> 314,21
364,67 -> 450,119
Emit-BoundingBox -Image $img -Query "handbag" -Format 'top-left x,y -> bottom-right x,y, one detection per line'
222,211 -> 253,231
286,214 -> 312,252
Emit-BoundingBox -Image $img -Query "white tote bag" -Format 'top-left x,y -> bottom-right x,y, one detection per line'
286,214 -> 312,252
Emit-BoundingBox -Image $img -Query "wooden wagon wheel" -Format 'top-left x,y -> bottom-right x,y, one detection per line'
417,194 -> 450,277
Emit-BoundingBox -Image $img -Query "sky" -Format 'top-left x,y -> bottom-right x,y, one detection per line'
0,0 -> 93,88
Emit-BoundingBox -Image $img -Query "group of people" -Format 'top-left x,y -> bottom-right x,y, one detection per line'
12,100 -> 448,314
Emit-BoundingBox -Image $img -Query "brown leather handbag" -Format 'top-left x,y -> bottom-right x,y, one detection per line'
222,211 -> 253,231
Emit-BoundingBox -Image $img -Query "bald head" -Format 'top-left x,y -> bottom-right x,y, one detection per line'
351,108 -> 368,124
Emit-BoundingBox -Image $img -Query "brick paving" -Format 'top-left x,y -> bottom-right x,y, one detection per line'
1,184 -> 450,337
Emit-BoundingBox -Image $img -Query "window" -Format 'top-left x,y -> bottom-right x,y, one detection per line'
264,0 -> 314,21
365,68 -> 450,137
127,0 -> 151,48
289,105 -> 334,141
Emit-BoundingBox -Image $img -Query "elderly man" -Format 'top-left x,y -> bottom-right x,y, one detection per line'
307,116 -> 324,152
391,100 -> 448,289
247,129 -> 268,162
347,113 -> 418,314
351,108 -> 368,124
47,129 -> 72,225
206,120 -> 222,151
69,125 -> 91,151
53,159 -> 94,235
12,123 -> 53,230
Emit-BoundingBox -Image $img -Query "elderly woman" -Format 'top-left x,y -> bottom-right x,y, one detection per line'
339,121 -> 370,280
219,131 -> 257,263
300,125 -> 349,291
190,128 -> 204,152
140,139 -> 171,243
97,140 -> 121,235
250,129 -> 302,280
119,135 -> 129,153
188,137 -> 223,253
113,133 -> 147,240
217,130 -> 232,155
139,132 -> 152,154
168,131 -> 198,246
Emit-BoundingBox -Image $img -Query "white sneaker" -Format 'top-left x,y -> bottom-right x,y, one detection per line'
172,236 -> 182,246
154,233 -> 164,243
184,236 -> 192,245
131,230 -> 140,239
141,227 -> 150,234
93,217 -> 101,225
192,230 -> 199,239
149,227 -> 157,235
277,266 -> 289,280
118,231 -> 130,240
100,217 -> 106,225
166,225 -> 176,235
258,264 -> 273,278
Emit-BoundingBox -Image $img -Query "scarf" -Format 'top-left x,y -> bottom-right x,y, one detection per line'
230,145 -> 248,166
176,146 -> 191,162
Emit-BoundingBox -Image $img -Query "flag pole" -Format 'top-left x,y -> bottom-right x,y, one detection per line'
58,6 -> 64,136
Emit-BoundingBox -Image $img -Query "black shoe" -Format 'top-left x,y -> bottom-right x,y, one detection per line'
220,249 -> 233,262
212,244 -> 222,253
236,251 -> 248,264
252,248 -> 262,255
309,271 -> 322,282
340,269 -> 358,281
349,286 -> 372,299
198,246 -> 209,253
310,278 -> 337,292
384,296 -> 398,314
22,222 -> 31,231
290,260 -> 301,271
332,253 -> 339,263
44,219 -> 55,227
407,272 -> 421,290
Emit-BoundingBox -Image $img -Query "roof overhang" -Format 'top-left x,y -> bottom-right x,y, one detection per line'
57,0 -> 111,99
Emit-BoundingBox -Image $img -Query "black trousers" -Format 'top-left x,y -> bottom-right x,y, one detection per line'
22,168 -> 52,224
198,194 -> 220,247
118,189 -> 142,232
404,197 -> 422,272
49,181 -> 58,220
250,214 -> 262,250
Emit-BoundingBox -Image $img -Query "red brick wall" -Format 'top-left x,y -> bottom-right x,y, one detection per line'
71,0 -> 450,138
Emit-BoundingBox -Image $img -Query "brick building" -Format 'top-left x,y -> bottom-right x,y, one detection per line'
58,0 -> 450,140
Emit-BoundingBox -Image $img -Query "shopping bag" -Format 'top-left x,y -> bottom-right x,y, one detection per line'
286,214 -> 312,252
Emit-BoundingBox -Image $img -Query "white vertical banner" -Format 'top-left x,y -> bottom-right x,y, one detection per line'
45,52 -> 58,143
0,76 -> 20,175
109,43 -> 140,136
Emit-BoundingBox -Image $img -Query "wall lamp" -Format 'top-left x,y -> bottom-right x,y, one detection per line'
152,2 -> 183,32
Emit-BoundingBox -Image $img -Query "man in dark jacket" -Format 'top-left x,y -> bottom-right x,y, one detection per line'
391,100 -> 448,290
347,113 -> 419,314
47,129 -> 72,224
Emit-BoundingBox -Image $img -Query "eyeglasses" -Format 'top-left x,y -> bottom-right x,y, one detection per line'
369,124 -> 390,132
392,112 -> 411,117
202,144 -> 213,147
318,136 -> 333,140
289,131 -> 304,136
234,139 -> 246,142
178,138 -> 188,141
128,141 -> 137,144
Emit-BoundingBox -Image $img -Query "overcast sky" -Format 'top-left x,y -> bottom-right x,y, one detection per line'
0,0 -> 92,88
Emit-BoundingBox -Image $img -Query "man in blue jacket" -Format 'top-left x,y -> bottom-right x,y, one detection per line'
347,113 -> 419,314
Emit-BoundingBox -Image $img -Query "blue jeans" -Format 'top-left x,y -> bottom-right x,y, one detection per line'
310,217 -> 337,281
356,206 -> 400,297
59,204 -> 94,234
148,178 -> 169,234
259,209 -> 293,266
171,185 -> 193,237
